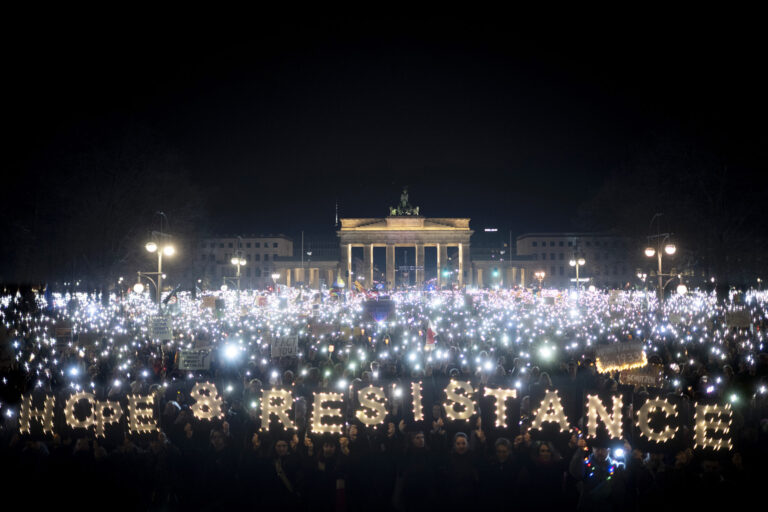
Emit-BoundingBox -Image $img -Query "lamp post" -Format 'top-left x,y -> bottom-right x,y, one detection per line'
644,213 -> 677,305
306,249 -> 312,288
569,256 -> 586,293
231,254 -> 246,303
636,272 -> 648,290
534,270 -> 546,289
144,241 -> 175,306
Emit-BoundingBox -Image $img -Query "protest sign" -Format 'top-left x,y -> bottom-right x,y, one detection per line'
726,310 -> 750,328
620,364 -> 664,388
177,350 -> 211,371
595,341 -> 647,373
149,315 -> 172,341
271,335 -> 299,358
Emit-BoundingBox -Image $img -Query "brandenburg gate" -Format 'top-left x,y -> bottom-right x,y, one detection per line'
337,191 -> 473,290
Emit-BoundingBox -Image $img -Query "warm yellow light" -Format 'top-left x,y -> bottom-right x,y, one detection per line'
133,282 -> 145,294
145,242 -> 158,253
530,390 -> 570,432
569,259 -> 576,267
163,245 -> 175,256
578,258 -> 585,266
190,382 -> 224,421
261,389 -> 297,431
645,247 -> 656,257
231,257 -> 240,265
664,244 -> 676,255
585,394 -> 623,439
443,380 -> 476,421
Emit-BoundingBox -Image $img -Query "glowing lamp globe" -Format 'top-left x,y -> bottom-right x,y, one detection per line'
588,285 -> 596,292
664,244 -> 676,255
145,242 -> 158,253
133,282 -> 145,294
578,258 -> 586,266
163,245 -> 175,256
645,247 -> 656,257
676,284 -> 688,295
231,257 -> 240,265
569,259 -> 576,267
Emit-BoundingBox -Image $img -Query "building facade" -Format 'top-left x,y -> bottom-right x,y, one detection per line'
194,235 -> 293,289
515,232 -> 635,289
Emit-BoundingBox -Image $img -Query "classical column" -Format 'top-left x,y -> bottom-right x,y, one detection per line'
520,267 -> 526,288
345,244 -> 353,290
415,244 -> 425,286
328,269 -> 335,288
438,244 -> 448,288
386,244 -> 395,290
364,244 -> 373,289
477,268 -> 483,288
458,244 -> 464,287
286,269 -> 291,287
463,243 -> 471,286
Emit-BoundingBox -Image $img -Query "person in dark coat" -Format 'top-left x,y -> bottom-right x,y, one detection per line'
479,437 -> 521,508
396,430 -> 439,512
440,432 -> 480,511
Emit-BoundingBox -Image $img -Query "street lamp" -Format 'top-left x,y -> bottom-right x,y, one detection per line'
534,270 -> 546,289
645,213 -> 677,305
231,255 -> 246,303
636,272 -> 647,291
569,256 -> 586,293
142,241 -> 175,305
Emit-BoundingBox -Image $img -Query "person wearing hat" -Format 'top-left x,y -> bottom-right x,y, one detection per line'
569,436 -> 628,511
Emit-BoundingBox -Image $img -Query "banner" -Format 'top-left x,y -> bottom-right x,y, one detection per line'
14,379 -> 735,456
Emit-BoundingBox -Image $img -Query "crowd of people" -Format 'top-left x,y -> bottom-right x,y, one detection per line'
1,285 -> 768,510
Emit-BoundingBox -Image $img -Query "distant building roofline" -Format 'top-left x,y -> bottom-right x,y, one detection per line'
516,232 -> 624,240
200,234 -> 293,240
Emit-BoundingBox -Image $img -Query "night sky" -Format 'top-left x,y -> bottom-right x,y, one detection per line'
9,17 -> 766,240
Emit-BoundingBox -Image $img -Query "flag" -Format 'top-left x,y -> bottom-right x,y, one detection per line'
353,281 -> 364,293
426,320 -> 437,349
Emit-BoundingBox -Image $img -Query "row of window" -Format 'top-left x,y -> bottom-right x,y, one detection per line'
201,253 -> 280,262
204,266 -> 274,277
535,252 -> 620,261
540,265 -> 628,277
200,241 -> 281,249
530,239 -> 624,248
